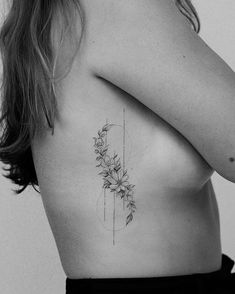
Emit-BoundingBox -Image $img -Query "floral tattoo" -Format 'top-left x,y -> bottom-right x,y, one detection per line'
93,110 -> 136,245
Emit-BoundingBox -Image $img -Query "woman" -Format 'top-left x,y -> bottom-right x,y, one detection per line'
0,0 -> 235,293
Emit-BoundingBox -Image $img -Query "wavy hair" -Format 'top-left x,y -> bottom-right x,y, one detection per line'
0,0 -> 200,194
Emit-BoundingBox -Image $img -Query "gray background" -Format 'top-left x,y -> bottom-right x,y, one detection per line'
0,1 -> 235,293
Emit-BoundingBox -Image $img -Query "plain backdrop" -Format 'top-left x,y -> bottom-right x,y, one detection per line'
0,1 -> 235,293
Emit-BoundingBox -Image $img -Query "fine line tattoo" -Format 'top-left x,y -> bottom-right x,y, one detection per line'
93,108 -> 136,245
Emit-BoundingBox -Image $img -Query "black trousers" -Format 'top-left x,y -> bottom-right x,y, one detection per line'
65,254 -> 235,293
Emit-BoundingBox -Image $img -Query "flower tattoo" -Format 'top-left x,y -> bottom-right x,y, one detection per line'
93,122 -> 136,228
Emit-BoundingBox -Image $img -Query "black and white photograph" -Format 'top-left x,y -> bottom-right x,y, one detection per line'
0,1 -> 235,293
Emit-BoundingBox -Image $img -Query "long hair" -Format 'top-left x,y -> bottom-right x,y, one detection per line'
0,0 -> 200,194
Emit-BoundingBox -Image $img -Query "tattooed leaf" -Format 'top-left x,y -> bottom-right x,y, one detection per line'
102,123 -> 115,132
101,123 -> 109,130
120,192 -> 126,199
126,213 -> 133,226
127,202 -> 132,209
122,169 -> 127,175
114,165 -> 121,172
103,182 -> 110,189
100,132 -> 106,138
99,170 -> 110,177
96,141 -> 104,148
116,158 -> 121,164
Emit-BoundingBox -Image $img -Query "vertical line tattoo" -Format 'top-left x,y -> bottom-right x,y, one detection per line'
123,108 -> 126,210
104,118 -> 108,222
123,108 -> 126,171
113,192 -> 116,245
104,188 -> 106,222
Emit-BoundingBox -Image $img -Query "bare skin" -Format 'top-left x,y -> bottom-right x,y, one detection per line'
31,0 -> 235,279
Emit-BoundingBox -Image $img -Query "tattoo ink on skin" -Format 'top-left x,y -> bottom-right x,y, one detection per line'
93,108 -> 136,245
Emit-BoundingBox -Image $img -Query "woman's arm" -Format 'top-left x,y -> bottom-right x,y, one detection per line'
87,0 -> 235,182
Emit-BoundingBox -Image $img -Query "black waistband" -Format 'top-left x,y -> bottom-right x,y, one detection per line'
66,254 -> 235,293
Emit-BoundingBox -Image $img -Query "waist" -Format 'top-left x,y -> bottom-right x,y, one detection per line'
66,254 -> 235,294
46,181 -> 222,279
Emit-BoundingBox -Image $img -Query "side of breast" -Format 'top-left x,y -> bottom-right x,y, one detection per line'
124,111 -> 214,193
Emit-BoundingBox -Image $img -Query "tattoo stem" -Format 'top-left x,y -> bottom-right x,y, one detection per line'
104,188 -> 106,222
123,108 -> 126,171
123,108 -> 126,210
113,192 -> 116,246
104,118 -> 108,221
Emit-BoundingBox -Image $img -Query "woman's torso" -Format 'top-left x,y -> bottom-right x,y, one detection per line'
31,0 -> 222,279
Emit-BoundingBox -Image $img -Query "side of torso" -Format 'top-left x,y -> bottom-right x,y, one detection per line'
31,0 -> 222,278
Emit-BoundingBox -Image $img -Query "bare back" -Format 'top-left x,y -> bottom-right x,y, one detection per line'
31,0 -> 222,278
